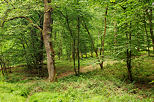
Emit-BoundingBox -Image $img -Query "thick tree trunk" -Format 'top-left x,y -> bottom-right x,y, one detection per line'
43,0 -> 56,82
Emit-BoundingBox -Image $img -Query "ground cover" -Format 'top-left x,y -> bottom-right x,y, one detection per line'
0,55 -> 153,102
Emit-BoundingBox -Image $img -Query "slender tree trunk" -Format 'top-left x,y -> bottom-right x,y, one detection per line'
114,22 -> 117,51
84,46 -> 87,58
69,39 -> 72,61
99,31 -> 102,56
144,12 -> 150,56
0,57 -> 7,76
0,58 -> 4,76
80,51 -> 83,59
127,22 -> 133,81
77,17 -> 80,75
0,58 -> 6,76
82,16 -> 98,57
123,8 -> 133,81
73,39 -> 77,75
38,30 -> 44,76
137,33 -> 140,52
60,33 -> 63,58
91,47 -> 93,57
100,7 -> 108,69
146,9 -> 154,52
43,0 -> 56,82
57,33 -> 62,60
65,9 -> 77,75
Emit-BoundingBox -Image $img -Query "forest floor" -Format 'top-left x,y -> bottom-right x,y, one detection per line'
57,60 -> 119,78
0,55 -> 154,102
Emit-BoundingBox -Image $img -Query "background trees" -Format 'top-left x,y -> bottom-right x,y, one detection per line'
0,0 -> 153,82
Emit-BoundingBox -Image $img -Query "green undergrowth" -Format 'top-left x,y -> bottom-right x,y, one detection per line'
104,55 -> 154,83
0,70 -> 153,102
0,55 -> 153,102
55,57 -> 97,75
2,57 -> 97,84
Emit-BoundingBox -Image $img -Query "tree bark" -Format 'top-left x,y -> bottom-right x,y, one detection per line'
43,0 -> 56,82
125,8 -> 132,81
127,22 -> 132,82
100,7 -> 108,69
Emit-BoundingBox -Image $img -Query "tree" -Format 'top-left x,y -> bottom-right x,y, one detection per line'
43,0 -> 57,82
0,0 -> 57,82
145,4 -> 154,52
100,7 -> 108,70
111,0 -> 151,81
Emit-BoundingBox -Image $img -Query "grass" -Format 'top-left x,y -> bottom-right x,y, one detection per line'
0,55 -> 154,102
47,57 -> 97,75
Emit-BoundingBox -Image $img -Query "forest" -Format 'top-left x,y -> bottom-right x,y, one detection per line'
0,0 -> 154,101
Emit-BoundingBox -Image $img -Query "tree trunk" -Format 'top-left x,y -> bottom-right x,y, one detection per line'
146,9 -> 154,52
100,7 -> 108,69
99,31 -> 102,56
127,22 -> 132,81
38,29 -> 44,76
144,12 -> 150,56
77,17 -> 80,75
82,16 -> 98,57
0,57 -> 7,76
65,9 -> 77,75
43,0 -> 56,82
73,39 -> 77,75
114,22 -> 117,51
38,12 -> 44,75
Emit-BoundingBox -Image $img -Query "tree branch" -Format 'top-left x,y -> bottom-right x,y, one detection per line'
0,16 -> 43,33
56,9 -> 66,18
4,0 -> 16,9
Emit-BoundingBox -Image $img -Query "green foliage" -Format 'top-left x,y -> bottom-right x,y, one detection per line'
0,0 -> 154,101
0,93 -> 26,102
29,92 -> 60,102
28,64 -> 153,101
104,56 -> 154,82
0,82 -> 30,98
131,56 -> 154,82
